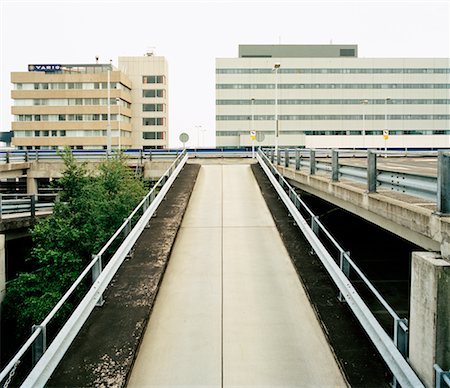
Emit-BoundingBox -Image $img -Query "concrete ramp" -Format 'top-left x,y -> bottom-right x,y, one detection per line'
128,163 -> 346,387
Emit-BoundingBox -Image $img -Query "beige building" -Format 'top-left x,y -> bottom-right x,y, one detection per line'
10,55 -> 169,150
119,54 -> 169,149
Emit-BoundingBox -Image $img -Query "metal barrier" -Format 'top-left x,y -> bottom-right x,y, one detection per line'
257,149 -> 424,388
434,364 -> 450,388
0,194 -> 57,219
269,148 -> 449,212
0,150 -> 188,387
0,148 -> 254,164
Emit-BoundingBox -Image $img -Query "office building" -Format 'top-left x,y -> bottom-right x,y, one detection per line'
216,44 -> 450,149
119,54 -> 169,149
10,54 -> 169,150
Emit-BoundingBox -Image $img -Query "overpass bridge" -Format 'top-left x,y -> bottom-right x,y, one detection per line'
1,149 -> 449,387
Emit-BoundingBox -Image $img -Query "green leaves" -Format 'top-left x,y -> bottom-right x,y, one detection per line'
3,150 -> 146,340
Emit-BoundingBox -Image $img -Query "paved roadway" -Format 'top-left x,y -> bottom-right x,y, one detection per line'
128,163 -> 346,387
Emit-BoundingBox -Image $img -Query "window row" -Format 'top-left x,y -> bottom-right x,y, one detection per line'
142,89 -> 165,98
14,98 -> 130,108
142,131 -> 165,140
142,117 -> 165,126
216,129 -> 450,136
216,68 -> 450,74
216,114 -> 450,121
142,75 -> 165,84
15,114 -> 131,122
14,130 -> 131,137
216,99 -> 450,105
142,104 -> 164,112
15,82 -> 131,91
216,83 -> 450,89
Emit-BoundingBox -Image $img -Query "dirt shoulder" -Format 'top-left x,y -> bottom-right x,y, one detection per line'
48,163 -> 200,388
251,163 -> 390,388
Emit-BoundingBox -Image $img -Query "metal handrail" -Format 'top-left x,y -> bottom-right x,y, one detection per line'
257,149 -> 424,387
270,148 -> 448,209
0,150 -> 188,386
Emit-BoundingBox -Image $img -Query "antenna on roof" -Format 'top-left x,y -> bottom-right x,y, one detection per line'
145,47 -> 156,56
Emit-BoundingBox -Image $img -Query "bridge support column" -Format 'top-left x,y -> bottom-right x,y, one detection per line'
0,235 -> 5,303
27,177 -> 38,194
409,251 -> 450,387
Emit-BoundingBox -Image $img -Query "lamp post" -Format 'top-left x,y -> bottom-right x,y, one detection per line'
106,60 -> 112,154
361,99 -> 368,149
251,98 -> 255,158
195,125 -> 202,149
384,97 -> 391,155
273,63 -> 281,154
116,98 -> 121,151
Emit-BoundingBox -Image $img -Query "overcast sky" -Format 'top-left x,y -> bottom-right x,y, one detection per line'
1,0 -> 449,148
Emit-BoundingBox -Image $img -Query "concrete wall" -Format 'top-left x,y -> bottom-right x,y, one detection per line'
409,252 -> 450,387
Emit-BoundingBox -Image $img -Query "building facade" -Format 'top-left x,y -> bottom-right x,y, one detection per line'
10,55 -> 169,150
119,55 -> 169,149
216,45 -> 450,149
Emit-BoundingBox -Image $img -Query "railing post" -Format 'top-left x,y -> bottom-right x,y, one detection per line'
295,149 -> 300,170
391,318 -> 409,388
5,152 -> 10,164
332,149 -> 339,182
434,364 -> 450,388
150,191 -> 156,204
309,149 -> 316,175
338,251 -> 351,302
30,194 -> 36,218
311,215 -> 319,235
367,151 -> 377,193
270,148 -> 275,163
394,318 -> 409,357
276,149 -> 281,166
31,325 -> 46,367
284,149 -> 289,167
437,151 -> 450,214
91,254 -> 105,307
123,218 -> 132,237
149,150 -> 152,161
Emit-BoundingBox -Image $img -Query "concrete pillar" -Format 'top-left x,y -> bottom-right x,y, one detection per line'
0,235 -> 5,303
409,251 -> 450,387
27,177 -> 38,194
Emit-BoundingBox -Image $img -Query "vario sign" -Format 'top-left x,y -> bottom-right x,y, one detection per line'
28,64 -> 62,72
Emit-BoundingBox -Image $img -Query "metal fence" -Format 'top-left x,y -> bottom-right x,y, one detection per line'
0,150 -> 188,387
0,194 -> 57,219
266,148 -> 450,214
257,149 -> 424,388
0,148 -> 254,164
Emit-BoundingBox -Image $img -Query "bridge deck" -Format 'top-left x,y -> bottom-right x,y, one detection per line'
128,163 -> 346,387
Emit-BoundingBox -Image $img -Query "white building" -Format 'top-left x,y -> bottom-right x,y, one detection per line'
216,45 -> 450,149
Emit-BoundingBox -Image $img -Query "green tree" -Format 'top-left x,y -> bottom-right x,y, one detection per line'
2,151 -> 146,339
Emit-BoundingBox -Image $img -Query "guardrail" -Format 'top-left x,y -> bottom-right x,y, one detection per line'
0,149 -> 188,387
0,194 -> 57,219
435,364 -> 450,388
266,148 -> 450,214
0,148 -> 255,164
257,149 -> 424,388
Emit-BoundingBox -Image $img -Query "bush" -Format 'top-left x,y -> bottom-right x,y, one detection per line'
2,151 -> 146,340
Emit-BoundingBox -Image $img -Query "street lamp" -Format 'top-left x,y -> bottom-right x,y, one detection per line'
106,60 -> 112,154
251,98 -> 255,158
195,125 -> 202,148
116,98 -> 121,151
273,63 -> 281,154
384,97 -> 391,155
361,99 -> 368,149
